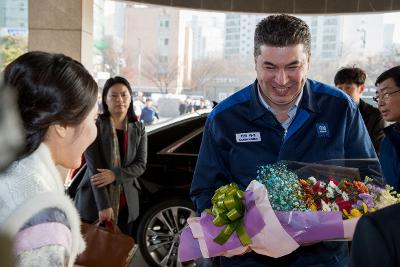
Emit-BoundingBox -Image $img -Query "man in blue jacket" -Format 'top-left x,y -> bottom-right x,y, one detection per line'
374,66 -> 400,192
190,14 -> 378,267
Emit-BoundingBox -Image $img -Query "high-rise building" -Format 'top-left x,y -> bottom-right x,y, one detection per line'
93,0 -> 132,80
299,16 -> 344,60
224,14 -> 263,60
123,4 -> 192,93
184,11 -> 224,60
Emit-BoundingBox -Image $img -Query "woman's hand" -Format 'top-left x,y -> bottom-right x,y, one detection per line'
99,208 -> 114,222
91,168 -> 116,187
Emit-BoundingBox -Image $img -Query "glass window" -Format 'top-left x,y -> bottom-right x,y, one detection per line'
0,0 -> 28,70
92,1 -> 400,117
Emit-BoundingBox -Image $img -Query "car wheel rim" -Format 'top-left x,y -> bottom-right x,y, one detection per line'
145,205 -> 196,267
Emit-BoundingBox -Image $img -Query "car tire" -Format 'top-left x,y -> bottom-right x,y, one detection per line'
137,198 -> 197,267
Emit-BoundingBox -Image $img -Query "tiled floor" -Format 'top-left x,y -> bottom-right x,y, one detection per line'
129,247 -> 149,267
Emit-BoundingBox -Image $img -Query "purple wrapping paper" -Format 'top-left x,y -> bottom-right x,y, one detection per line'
275,211 -> 344,243
199,191 -> 265,256
179,191 -> 265,261
178,181 -> 347,262
179,226 -> 203,260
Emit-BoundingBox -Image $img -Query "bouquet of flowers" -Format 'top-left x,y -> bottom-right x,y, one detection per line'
179,159 -> 400,262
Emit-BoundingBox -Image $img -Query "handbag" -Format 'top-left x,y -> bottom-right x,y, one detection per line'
75,221 -> 137,267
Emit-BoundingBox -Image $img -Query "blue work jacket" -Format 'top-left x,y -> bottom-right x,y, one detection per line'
380,123 -> 400,191
190,79 -> 378,267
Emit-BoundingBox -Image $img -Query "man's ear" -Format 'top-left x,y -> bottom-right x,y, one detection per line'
359,84 -> 365,94
49,124 -> 68,139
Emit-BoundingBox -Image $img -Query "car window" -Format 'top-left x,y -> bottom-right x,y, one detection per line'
173,130 -> 203,154
159,127 -> 203,156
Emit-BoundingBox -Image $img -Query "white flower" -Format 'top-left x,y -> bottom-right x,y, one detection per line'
326,187 -> 335,199
320,181 -> 326,188
375,190 -> 399,209
342,192 -> 349,201
308,176 -> 317,185
328,181 -> 338,189
321,200 -> 331,211
329,202 -> 339,211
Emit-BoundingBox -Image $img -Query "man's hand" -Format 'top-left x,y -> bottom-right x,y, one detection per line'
99,208 -> 114,222
91,168 -> 116,187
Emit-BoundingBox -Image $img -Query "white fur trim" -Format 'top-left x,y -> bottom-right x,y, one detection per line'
1,193 -> 86,267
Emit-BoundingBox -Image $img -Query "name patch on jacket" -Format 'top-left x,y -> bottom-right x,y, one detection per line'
235,132 -> 261,142
315,123 -> 330,138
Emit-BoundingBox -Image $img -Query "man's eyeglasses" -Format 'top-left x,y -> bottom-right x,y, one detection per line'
373,89 -> 400,103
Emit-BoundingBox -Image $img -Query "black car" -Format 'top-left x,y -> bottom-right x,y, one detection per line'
136,109 -> 212,267
67,109 -> 214,267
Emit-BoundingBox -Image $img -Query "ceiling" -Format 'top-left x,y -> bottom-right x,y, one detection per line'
129,0 -> 400,14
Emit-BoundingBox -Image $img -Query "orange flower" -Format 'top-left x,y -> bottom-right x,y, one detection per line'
352,181 -> 369,194
298,179 -> 309,187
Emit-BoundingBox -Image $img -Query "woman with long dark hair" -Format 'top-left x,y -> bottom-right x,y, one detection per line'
0,51 -> 99,266
75,76 -> 147,236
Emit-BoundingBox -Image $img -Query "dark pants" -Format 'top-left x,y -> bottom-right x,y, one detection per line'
118,204 -> 134,236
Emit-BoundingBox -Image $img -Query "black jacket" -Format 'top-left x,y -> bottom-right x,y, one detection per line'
74,116 -> 147,223
359,99 -> 385,153
350,204 -> 400,267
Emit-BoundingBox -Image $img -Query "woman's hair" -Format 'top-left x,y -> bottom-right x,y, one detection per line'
3,51 -> 98,158
101,76 -> 138,122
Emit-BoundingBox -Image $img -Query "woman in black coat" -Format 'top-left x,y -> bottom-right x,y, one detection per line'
74,76 -> 147,235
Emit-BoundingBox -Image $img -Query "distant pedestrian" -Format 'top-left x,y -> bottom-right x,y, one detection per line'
141,98 -> 159,125
185,97 -> 194,113
133,92 -> 145,120
179,100 -> 186,115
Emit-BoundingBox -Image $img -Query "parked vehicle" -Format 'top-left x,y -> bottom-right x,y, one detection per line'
136,109 -> 213,267
67,109 -> 215,267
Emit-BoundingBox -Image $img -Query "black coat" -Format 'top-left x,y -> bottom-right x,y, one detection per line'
359,99 -> 385,154
350,204 -> 400,267
74,116 -> 147,223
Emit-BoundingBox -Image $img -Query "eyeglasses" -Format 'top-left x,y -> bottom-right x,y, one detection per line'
373,89 -> 400,103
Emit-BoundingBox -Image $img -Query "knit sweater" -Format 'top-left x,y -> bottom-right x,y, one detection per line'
0,144 -> 85,267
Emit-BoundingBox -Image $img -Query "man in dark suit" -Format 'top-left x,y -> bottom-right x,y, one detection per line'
350,204 -> 400,267
334,67 -> 385,153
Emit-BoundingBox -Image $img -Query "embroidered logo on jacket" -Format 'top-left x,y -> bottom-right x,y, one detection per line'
315,123 -> 330,138
235,132 -> 261,142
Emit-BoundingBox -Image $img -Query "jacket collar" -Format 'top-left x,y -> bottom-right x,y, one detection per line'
248,79 -> 319,121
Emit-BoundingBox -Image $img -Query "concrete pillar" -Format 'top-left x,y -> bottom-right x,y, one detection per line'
28,0 -> 93,71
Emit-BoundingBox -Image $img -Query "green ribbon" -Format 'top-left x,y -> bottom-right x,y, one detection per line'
206,183 -> 252,246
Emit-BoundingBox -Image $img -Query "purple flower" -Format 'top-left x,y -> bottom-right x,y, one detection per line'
358,193 -> 374,208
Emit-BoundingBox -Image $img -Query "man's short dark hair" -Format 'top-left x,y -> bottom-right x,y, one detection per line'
254,14 -> 311,57
334,67 -> 366,86
375,66 -> 400,87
